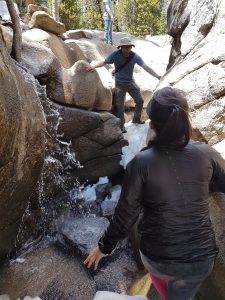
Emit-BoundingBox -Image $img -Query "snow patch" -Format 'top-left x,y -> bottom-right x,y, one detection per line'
120,121 -> 149,168
93,291 -> 148,300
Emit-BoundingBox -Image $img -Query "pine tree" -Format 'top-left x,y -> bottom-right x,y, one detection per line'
59,0 -> 81,30
116,0 -> 166,37
79,0 -> 103,30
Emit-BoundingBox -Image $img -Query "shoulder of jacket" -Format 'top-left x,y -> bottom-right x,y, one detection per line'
133,148 -> 155,162
189,140 -> 217,160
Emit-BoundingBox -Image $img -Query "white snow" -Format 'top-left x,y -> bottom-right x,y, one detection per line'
93,291 -> 148,300
120,121 -> 149,168
78,176 -> 109,202
213,139 -> 225,159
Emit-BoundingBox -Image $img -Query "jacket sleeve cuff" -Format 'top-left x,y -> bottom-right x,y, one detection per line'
98,238 -> 114,255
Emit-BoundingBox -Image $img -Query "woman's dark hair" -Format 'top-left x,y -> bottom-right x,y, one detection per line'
146,87 -> 192,148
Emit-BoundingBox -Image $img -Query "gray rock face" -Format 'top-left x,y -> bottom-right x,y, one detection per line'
57,106 -> 128,183
163,0 -> 225,298
0,34 -> 45,260
160,0 -> 225,145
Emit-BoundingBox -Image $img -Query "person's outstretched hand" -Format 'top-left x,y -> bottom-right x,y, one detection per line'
84,247 -> 105,270
86,64 -> 95,72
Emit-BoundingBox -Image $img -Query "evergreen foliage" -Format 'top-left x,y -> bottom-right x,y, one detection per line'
79,0 -> 103,30
59,0 -> 103,31
59,0 -> 81,30
59,0 -> 166,35
115,0 -> 166,36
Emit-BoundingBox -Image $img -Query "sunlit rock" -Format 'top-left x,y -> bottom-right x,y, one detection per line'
63,60 -> 112,110
0,32 -> 45,260
0,24 -> 12,52
62,29 -> 93,40
158,0 -> 225,145
23,28 -> 76,68
27,4 -> 48,15
29,11 -> 66,35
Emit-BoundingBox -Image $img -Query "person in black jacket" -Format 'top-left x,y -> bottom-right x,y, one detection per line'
84,87 -> 225,300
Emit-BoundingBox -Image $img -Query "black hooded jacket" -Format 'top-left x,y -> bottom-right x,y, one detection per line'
98,141 -> 225,263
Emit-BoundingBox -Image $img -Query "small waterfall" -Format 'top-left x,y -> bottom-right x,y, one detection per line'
15,81 -> 83,251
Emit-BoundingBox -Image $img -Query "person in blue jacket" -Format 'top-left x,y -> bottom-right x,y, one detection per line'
87,36 -> 161,132
84,87 -> 225,300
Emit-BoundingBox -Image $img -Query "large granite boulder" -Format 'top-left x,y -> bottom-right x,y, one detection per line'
22,28 -> 76,68
62,60 -> 112,110
22,31 -> 113,111
0,31 -> 45,260
57,105 -> 128,183
29,11 -> 66,35
158,0 -> 225,145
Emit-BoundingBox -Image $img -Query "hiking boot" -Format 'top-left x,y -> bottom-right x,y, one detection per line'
132,119 -> 145,124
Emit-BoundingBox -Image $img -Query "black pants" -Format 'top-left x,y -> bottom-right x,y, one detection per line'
113,80 -> 144,129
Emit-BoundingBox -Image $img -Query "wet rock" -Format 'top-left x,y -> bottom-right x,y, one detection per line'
94,248 -> 138,294
56,213 -> 109,256
101,185 -> 121,217
101,200 -> 118,217
96,183 -> 112,204
0,244 -> 96,300
76,198 -> 99,217
55,212 -> 138,294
